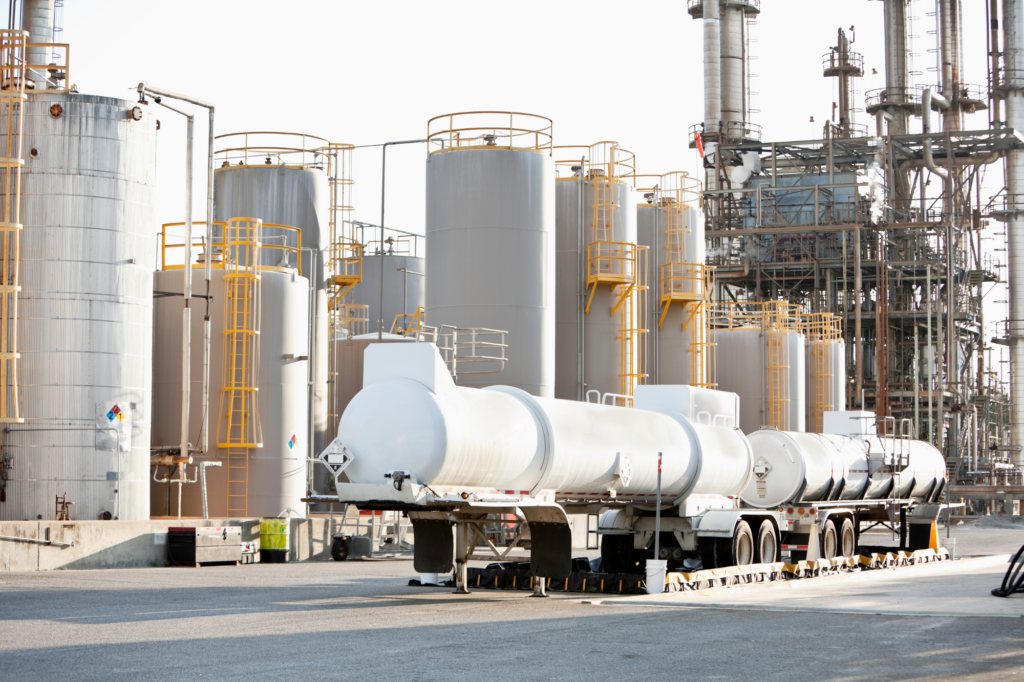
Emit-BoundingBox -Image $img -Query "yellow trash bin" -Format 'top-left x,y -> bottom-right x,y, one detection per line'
259,518 -> 291,563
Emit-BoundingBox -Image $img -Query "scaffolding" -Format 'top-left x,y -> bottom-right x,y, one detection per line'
0,31 -> 25,424
217,218 -> 263,518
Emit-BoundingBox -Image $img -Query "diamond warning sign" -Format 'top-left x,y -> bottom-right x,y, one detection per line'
288,434 -> 297,449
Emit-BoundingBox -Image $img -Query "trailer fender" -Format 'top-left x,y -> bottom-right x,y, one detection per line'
521,504 -> 572,579
409,511 -> 454,573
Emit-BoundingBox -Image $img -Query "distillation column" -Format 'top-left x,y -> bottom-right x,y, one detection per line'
882,0 -> 911,135
1004,0 -> 1024,471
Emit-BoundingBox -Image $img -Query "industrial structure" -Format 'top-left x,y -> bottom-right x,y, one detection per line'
0,0 -> 1020,587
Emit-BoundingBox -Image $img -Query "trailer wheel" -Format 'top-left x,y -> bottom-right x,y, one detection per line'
731,521 -> 754,566
331,535 -> 349,562
755,520 -> 777,563
838,518 -> 856,557
821,520 -> 838,560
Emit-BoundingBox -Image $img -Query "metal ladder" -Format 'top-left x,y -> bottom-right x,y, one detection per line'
0,31 -> 26,424
218,218 -> 263,518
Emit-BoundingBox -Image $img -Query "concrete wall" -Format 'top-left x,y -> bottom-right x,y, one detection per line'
0,518 -> 342,572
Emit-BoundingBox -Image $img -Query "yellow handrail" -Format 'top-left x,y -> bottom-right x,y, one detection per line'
427,111 -> 553,155
160,221 -> 301,275
215,131 -> 330,169
24,42 -> 69,93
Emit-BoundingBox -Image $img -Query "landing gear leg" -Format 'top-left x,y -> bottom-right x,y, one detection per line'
531,576 -> 548,598
453,523 -> 470,594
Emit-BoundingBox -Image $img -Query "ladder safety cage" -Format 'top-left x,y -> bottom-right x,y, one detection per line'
0,30 -> 26,424
217,218 -> 264,518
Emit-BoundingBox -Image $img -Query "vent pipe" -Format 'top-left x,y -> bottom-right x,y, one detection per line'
21,0 -> 54,89
1004,0 -> 1024,469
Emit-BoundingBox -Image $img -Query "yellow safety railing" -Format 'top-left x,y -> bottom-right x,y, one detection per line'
321,142 -> 360,304
554,143 -> 636,184
619,245 -> 649,402
215,131 -> 330,169
24,42 -> 69,93
0,31 -> 26,424
160,221 -> 300,275
217,218 -> 263,518
391,306 -> 426,337
334,304 -> 369,338
427,111 -> 553,155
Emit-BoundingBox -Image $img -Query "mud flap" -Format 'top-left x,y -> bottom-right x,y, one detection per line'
410,516 -> 453,573
521,505 -> 571,579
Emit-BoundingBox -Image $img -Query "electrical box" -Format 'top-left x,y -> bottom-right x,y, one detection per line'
168,526 -> 242,566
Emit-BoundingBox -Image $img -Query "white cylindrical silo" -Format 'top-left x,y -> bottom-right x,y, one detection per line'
425,113 -> 555,397
554,145 -> 638,401
805,339 -> 847,433
151,265 -> 309,518
636,172 -> 706,386
353,254 -> 426,335
1,93 -> 156,521
214,134 -> 331,462
339,342 -> 752,500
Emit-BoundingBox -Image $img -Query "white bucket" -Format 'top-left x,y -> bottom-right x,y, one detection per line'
645,560 -> 668,595
419,573 -> 439,585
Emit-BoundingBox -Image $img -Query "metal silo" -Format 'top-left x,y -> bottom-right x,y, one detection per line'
635,172 -> 709,387
354,251 -> 426,335
0,71 -> 157,519
151,222 -> 309,518
425,112 -> 555,397
213,133 -> 333,464
711,302 -> 806,434
554,143 -> 643,403
803,313 -> 846,433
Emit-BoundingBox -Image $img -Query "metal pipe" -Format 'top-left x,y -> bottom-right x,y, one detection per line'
854,225 -> 863,407
200,461 -> 222,520
0,534 -> 72,548
577,159 -> 585,400
703,0 -> 722,195
379,139 -> 429,342
927,265 -> 934,443
914,323 -> 920,437
21,0 -> 53,89
922,89 -> 950,181
1003,0 -> 1024,469
138,83 -> 215,455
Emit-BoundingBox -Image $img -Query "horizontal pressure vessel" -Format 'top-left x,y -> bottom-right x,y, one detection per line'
740,427 -> 946,508
338,343 -> 752,500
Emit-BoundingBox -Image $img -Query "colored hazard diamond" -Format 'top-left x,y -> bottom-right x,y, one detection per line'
111,405 -> 121,415
106,410 -> 115,422
116,412 -> 124,422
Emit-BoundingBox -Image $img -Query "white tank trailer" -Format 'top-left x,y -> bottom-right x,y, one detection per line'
554,174 -> 638,400
0,91 -> 157,521
314,343 -> 948,588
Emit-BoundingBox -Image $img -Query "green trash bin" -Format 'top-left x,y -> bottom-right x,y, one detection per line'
260,518 -> 290,563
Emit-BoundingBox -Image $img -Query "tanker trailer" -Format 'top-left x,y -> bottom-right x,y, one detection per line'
737,417 -> 948,561
313,342 -> 766,589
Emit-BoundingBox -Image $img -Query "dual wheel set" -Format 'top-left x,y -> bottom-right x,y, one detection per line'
602,516 -> 858,573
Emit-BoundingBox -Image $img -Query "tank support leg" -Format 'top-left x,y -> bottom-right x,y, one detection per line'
899,507 -> 908,551
453,522 -> 470,594
531,576 -> 548,598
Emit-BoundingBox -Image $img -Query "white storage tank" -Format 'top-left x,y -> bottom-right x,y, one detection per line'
713,325 -> 806,433
0,91 -> 157,521
554,143 -> 639,401
425,112 -> 555,397
636,172 -> 706,386
150,227 -> 309,518
354,253 -> 426,335
213,133 -> 331,460
805,338 -> 847,433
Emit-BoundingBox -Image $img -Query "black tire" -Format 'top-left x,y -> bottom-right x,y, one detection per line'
755,520 -> 778,564
732,520 -> 754,566
821,519 -> 838,560
838,517 -> 856,557
331,535 -> 349,562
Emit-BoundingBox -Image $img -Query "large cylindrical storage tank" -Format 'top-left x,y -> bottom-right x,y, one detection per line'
636,172 -> 705,386
1,92 -> 156,521
712,325 -> 806,434
554,145 -> 638,401
151,263 -> 309,518
213,133 -> 331,462
425,112 -> 555,397
805,339 -> 847,433
353,254 -> 426,334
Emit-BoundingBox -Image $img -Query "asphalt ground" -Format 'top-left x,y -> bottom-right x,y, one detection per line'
0,526 -> 1022,681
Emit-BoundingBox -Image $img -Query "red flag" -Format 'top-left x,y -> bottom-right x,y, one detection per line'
695,132 -> 705,159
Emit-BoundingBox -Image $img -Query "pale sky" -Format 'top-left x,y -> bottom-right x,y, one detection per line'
61,0 -> 1009,382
